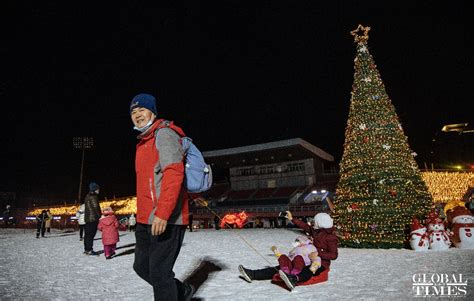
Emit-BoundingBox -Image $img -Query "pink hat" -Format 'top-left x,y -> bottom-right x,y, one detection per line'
103,207 -> 114,215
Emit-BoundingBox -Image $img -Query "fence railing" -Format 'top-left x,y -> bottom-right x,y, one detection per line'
192,203 -> 327,217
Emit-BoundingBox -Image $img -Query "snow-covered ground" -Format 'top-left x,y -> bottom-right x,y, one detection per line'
1,228 -> 473,300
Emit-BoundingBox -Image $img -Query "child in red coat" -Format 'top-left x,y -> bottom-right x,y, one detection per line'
98,207 -> 119,259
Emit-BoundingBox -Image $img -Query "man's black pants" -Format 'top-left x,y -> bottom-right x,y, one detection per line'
84,221 -> 98,252
133,223 -> 186,301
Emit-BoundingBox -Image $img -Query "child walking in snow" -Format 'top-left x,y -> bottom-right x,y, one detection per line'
98,207 -> 119,259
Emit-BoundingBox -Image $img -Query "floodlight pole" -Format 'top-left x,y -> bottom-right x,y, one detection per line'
78,147 -> 85,204
73,137 -> 94,204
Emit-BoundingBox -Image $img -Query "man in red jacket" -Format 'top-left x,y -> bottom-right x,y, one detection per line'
130,93 -> 193,300
239,211 -> 338,291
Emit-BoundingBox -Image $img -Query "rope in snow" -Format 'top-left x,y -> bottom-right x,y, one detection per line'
195,199 -> 278,269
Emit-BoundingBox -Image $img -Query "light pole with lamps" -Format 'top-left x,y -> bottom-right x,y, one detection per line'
73,137 -> 94,203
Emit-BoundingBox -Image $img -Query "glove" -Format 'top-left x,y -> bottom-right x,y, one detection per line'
271,246 -> 281,257
310,261 -> 321,274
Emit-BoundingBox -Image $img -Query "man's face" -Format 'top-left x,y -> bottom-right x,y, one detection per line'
131,107 -> 156,128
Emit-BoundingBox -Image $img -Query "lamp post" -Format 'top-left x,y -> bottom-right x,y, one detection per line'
73,137 -> 94,203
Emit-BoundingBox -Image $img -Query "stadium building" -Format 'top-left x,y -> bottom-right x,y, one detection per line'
192,138 -> 339,228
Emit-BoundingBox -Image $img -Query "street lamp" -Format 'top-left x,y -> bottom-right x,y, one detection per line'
73,137 -> 94,203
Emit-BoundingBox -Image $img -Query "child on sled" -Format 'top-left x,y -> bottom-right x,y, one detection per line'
271,235 -> 321,276
239,211 -> 338,291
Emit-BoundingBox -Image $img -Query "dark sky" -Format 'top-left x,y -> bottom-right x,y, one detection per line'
2,1 -> 472,202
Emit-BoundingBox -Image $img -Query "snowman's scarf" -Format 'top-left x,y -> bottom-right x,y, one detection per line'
427,229 -> 451,243
411,231 -> 429,247
451,223 -> 474,243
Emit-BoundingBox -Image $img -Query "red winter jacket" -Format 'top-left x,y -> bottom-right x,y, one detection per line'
292,218 -> 338,270
98,215 -> 119,245
135,119 -> 189,225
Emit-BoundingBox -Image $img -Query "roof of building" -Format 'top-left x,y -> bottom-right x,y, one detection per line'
203,138 -> 334,167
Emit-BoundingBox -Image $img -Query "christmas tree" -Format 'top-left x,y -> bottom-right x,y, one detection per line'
334,25 -> 433,248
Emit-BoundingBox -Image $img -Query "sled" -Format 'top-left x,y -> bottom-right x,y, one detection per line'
271,268 -> 329,289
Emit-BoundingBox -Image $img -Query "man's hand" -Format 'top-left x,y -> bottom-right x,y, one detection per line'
151,216 -> 167,236
285,211 -> 293,221
193,197 -> 208,207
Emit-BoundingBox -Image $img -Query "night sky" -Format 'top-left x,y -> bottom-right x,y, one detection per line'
2,2 -> 472,204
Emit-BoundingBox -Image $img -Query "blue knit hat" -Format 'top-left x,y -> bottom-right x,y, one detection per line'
89,182 -> 100,192
130,93 -> 157,115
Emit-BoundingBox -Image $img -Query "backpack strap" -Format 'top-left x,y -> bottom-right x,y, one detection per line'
156,120 -> 184,138
155,120 -> 189,154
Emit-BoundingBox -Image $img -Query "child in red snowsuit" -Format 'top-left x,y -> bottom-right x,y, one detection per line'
98,207 -> 119,259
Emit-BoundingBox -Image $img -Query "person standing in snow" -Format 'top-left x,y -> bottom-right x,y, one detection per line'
76,203 -> 86,240
239,212 -> 338,291
83,182 -> 101,255
98,207 -> 119,259
128,213 -> 136,232
36,210 -> 48,238
2,204 -> 12,228
45,209 -> 53,234
129,93 -> 194,300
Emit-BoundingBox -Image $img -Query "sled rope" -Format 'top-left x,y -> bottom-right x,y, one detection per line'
196,200 -> 277,269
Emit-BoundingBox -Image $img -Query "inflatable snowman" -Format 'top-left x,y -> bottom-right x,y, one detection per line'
426,211 -> 451,251
448,206 -> 474,249
409,218 -> 429,251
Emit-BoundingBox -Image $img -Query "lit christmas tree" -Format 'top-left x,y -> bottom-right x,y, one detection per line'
334,25 -> 433,248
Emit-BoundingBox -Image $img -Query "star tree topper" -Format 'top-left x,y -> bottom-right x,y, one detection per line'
350,24 -> 371,43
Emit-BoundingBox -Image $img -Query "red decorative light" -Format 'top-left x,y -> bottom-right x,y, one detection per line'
220,211 -> 249,229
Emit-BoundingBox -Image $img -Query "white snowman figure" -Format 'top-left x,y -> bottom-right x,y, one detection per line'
426,211 -> 451,251
448,206 -> 474,249
409,217 -> 429,251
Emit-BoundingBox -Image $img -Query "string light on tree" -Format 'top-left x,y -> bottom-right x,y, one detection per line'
421,172 -> 473,203
334,25 -> 433,249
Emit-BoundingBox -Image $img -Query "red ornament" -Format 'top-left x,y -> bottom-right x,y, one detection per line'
350,203 -> 360,210
363,137 -> 369,143
389,190 -> 397,197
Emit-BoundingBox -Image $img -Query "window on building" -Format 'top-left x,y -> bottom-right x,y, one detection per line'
239,167 -> 255,176
259,166 -> 275,174
287,162 -> 305,172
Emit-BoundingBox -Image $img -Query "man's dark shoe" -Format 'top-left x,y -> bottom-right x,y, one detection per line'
182,282 -> 195,301
279,270 -> 297,291
84,250 -> 100,256
238,265 -> 253,283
